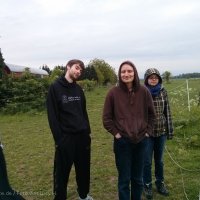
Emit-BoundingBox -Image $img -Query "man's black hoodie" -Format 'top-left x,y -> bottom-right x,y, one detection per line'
47,75 -> 91,145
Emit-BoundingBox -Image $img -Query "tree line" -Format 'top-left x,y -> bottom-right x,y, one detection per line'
0,50 -> 117,114
1,48 -> 199,113
173,73 -> 200,79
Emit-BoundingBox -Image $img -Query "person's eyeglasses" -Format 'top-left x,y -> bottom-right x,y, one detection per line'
149,76 -> 159,80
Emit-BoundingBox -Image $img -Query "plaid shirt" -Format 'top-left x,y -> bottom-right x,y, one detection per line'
152,87 -> 174,138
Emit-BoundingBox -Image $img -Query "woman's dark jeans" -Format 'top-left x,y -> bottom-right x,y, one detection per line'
114,137 -> 148,200
143,135 -> 167,185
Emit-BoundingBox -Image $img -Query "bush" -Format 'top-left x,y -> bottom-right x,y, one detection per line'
0,76 -> 49,114
77,79 -> 97,91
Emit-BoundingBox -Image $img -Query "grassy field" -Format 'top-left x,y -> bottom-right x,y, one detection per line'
0,79 -> 200,200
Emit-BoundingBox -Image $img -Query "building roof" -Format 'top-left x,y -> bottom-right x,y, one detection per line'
5,63 -> 48,75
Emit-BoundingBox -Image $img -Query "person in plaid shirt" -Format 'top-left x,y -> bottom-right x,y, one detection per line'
143,68 -> 174,200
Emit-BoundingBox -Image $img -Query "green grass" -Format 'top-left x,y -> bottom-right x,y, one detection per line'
0,81 -> 200,200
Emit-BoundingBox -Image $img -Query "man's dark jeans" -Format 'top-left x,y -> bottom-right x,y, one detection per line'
114,137 -> 148,200
53,133 -> 91,200
143,135 -> 167,185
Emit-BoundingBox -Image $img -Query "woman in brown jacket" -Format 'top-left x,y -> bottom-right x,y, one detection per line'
103,61 -> 156,200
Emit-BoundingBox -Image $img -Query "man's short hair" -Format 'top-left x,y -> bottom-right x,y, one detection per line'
66,59 -> 85,70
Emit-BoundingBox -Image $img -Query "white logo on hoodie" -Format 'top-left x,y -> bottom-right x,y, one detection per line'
62,95 -> 81,103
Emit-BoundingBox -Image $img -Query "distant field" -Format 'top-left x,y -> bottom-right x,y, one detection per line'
0,79 -> 200,200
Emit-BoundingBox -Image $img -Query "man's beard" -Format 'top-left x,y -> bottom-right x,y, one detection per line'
69,72 -> 78,81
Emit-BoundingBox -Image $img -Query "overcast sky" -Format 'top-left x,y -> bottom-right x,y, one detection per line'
1,0 -> 200,77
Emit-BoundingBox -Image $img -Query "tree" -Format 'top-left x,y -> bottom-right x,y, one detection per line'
21,67 -> 34,79
42,64 -> 51,75
89,58 -> 117,85
0,49 -> 6,79
49,68 -> 63,82
93,66 -> 104,85
54,65 -> 65,72
162,71 -> 172,84
80,65 -> 98,81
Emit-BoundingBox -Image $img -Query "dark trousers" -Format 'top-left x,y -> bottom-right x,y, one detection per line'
114,137 -> 148,200
143,135 -> 167,185
53,133 -> 91,200
0,147 -> 25,200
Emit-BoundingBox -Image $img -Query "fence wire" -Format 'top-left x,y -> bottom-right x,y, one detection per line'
165,146 -> 200,200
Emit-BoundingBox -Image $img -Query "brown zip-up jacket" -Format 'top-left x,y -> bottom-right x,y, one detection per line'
102,85 -> 156,144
